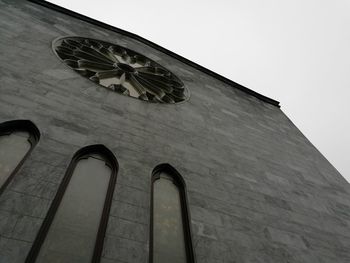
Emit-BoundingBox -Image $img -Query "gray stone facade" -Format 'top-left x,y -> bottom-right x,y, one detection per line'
0,0 -> 350,262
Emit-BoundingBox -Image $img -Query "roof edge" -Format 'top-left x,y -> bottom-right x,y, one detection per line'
28,0 -> 280,107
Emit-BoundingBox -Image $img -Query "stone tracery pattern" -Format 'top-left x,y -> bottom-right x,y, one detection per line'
53,36 -> 187,103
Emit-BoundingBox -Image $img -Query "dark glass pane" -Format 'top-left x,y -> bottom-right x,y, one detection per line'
0,131 -> 31,187
153,173 -> 187,263
36,156 -> 111,263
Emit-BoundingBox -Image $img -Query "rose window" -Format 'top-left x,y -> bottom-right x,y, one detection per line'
53,36 -> 188,103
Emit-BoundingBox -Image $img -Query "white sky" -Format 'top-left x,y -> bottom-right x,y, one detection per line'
49,0 -> 350,182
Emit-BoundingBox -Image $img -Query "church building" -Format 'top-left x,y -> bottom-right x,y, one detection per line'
0,0 -> 350,262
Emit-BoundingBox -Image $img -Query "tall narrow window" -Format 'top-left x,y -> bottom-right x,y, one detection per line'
0,120 -> 40,195
26,145 -> 118,263
150,164 -> 195,263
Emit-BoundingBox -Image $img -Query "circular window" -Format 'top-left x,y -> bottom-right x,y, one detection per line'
53,36 -> 188,104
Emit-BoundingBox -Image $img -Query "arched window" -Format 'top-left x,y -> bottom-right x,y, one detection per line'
0,120 -> 40,195
26,145 -> 118,263
150,164 -> 195,263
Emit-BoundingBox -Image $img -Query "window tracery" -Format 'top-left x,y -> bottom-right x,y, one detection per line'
53,36 -> 188,103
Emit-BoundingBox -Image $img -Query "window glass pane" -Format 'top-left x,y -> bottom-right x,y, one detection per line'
153,172 -> 187,263
0,131 -> 31,187
36,156 -> 111,263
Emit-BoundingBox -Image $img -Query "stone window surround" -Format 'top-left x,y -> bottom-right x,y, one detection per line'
150,163 -> 196,263
0,121 -> 196,262
26,144 -> 119,263
0,119 -> 40,196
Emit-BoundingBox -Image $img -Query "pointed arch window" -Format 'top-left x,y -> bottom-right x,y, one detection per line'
26,145 -> 118,263
0,120 -> 40,195
150,164 -> 195,263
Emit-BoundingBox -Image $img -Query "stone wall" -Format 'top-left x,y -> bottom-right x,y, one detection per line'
0,0 -> 349,262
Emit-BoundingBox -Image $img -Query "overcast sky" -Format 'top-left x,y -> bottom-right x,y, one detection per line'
49,0 -> 350,182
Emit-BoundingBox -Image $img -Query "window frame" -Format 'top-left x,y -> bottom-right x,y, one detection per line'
0,120 -> 40,196
149,163 -> 196,263
26,144 -> 118,263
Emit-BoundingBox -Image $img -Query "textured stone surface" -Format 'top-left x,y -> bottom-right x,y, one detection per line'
0,0 -> 350,262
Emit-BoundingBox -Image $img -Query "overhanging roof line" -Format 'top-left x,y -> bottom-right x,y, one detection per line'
28,0 -> 280,107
